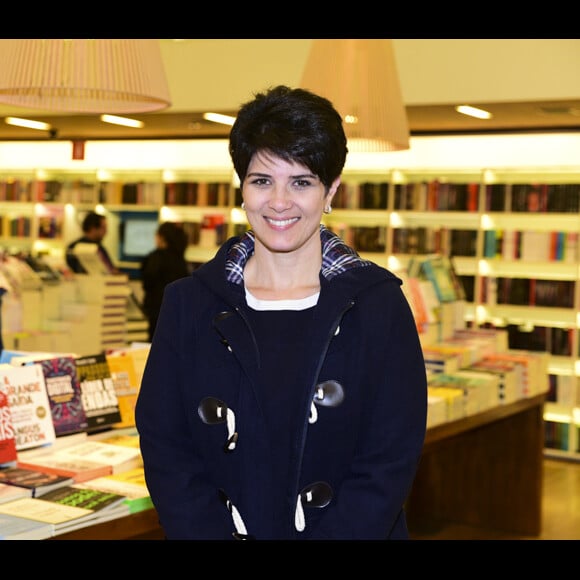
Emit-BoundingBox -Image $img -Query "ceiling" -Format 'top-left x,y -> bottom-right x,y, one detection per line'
0,99 -> 580,141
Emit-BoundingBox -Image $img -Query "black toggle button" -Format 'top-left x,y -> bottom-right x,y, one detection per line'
313,380 -> 345,407
299,481 -> 333,508
198,396 -> 229,424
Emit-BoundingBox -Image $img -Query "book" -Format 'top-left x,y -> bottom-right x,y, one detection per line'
74,353 -> 122,432
16,455 -> 112,483
467,358 -> 520,405
75,466 -> 152,514
0,362 -> 56,451
0,511 -> 54,540
0,466 -> 74,497
40,484 -> 127,514
0,481 -> 32,503
429,371 -> 496,415
426,394 -> 448,428
52,439 -> 142,475
426,386 -> 464,422
420,254 -> 459,303
35,355 -> 89,437
105,352 -> 140,428
92,428 -> 140,449
15,431 -> 88,461
0,496 -> 94,534
0,379 -> 17,466
483,350 -> 548,398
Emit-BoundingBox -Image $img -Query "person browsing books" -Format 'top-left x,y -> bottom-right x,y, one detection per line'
66,211 -> 120,275
135,85 -> 428,540
140,221 -> 190,341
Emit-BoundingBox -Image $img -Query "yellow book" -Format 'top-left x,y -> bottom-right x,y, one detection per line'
105,353 -> 139,429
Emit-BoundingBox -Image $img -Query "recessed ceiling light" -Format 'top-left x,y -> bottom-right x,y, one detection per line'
5,116 -> 52,131
203,112 -> 236,126
455,105 -> 493,120
100,114 -> 144,128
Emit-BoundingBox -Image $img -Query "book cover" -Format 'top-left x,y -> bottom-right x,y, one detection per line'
76,466 -> 152,514
105,352 -> 139,428
1,362 -> 56,451
420,254 -> 459,303
16,455 -> 112,483
0,379 -> 17,466
0,466 -> 74,497
40,484 -> 127,514
36,355 -> 89,437
0,511 -> 54,540
0,496 -> 94,532
74,353 -> 122,431
93,429 -> 140,449
53,440 -> 142,475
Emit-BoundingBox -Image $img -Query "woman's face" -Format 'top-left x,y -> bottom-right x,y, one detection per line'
242,151 -> 340,256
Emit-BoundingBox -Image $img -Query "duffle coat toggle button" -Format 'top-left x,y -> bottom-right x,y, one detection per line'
309,379 -> 345,424
295,481 -> 333,532
198,396 -> 238,452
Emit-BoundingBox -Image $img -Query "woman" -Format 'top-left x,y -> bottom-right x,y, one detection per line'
136,85 -> 427,540
140,221 -> 189,341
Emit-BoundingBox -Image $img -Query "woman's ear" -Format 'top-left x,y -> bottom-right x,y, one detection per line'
327,177 -> 341,204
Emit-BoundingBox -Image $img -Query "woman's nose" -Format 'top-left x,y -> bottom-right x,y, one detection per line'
269,184 -> 292,211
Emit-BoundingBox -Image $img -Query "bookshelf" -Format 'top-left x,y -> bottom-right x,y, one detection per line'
1,134 -> 580,458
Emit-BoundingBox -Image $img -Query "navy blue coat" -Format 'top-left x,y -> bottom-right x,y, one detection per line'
135,227 -> 427,540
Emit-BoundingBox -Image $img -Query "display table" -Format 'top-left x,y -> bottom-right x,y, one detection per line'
406,392 -> 546,537
51,393 -> 547,540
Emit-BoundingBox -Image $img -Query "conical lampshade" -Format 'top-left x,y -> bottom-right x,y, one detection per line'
300,39 -> 410,152
0,39 -> 171,114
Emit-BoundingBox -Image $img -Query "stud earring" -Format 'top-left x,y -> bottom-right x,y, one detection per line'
324,206 -> 332,214
241,202 -> 245,210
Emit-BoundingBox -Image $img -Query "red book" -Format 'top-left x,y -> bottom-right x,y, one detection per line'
16,456 -> 112,483
0,386 -> 17,465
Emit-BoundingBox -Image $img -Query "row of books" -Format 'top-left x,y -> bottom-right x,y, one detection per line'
487,182 -> 580,213
394,181 -> 479,212
483,229 -> 579,263
0,178 -> 235,207
5,178 -> 580,213
0,345 -> 149,466
480,277 -> 576,309
392,228 -> 477,258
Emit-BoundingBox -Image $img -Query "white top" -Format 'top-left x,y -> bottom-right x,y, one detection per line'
245,288 -> 319,311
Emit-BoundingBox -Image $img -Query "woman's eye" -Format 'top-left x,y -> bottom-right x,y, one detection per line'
251,178 -> 270,186
294,179 -> 311,188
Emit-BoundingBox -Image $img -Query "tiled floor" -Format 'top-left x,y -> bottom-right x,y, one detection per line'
409,458 -> 580,540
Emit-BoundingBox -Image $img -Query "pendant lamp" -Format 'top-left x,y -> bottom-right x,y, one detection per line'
0,39 -> 171,114
300,39 -> 410,152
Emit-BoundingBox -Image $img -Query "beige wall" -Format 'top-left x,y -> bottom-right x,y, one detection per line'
160,39 -> 580,111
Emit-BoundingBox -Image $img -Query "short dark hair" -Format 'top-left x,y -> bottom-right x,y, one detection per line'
82,211 -> 106,233
157,222 -> 188,256
229,85 -> 348,189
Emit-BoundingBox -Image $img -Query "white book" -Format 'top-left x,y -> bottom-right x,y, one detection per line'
0,363 -> 56,451
54,440 -> 142,474
0,481 -> 33,504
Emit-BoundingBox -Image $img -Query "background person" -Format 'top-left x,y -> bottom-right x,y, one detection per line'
140,221 -> 189,341
66,211 -> 119,274
136,85 -> 427,540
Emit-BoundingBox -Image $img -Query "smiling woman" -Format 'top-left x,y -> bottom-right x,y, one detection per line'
135,84 -> 428,541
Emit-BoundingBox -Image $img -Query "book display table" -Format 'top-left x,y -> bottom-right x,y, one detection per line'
406,392 -> 546,537
50,394 -> 547,540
